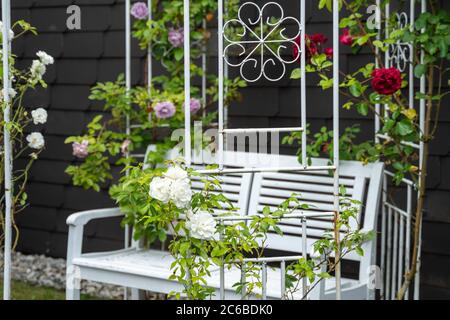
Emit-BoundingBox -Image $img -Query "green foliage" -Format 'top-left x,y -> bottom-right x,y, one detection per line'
65,0 -> 246,191
288,1 -> 449,186
1,21 -> 51,249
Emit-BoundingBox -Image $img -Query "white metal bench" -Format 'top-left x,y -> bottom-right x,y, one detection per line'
66,152 -> 383,300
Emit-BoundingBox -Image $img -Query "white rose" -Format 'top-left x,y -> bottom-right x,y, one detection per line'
36,51 -> 54,65
164,166 -> 188,181
31,107 -> 48,125
30,60 -> 46,80
149,177 -> 172,203
26,132 -> 45,150
9,88 -> 16,98
1,88 -> 16,100
186,211 -> 217,240
170,178 -> 192,209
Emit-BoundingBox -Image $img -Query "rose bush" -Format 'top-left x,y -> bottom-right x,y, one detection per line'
1,20 -> 53,249
65,0 -> 246,192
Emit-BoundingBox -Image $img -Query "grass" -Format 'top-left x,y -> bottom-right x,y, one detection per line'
0,280 -> 102,300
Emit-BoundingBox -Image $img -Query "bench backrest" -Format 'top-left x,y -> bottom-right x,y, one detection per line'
247,155 -> 384,281
144,147 -> 384,281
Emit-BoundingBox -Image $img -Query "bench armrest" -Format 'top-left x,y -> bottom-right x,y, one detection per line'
66,207 -> 124,227
66,208 -> 125,262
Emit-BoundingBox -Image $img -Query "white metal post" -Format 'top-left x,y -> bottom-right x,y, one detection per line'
219,219 -> 225,299
123,0 -> 132,299
124,0 -> 131,247
332,0 -> 341,300
374,0 -> 380,139
261,262 -> 267,300
147,0 -> 152,92
218,0 -> 224,168
184,0 -> 191,166
380,177 -> 387,299
385,2 -> 390,68
392,210 -> 399,299
408,0 -> 415,111
280,260 -> 286,300
240,263 -> 246,299
386,205 -> 393,298
399,212 -> 405,293
300,0 -> 307,166
2,0 -> 12,301
405,184 -> 412,299
302,218 -> 308,298
202,19 -> 207,119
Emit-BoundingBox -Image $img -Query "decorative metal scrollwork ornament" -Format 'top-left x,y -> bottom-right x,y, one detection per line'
388,12 -> 411,72
222,2 -> 301,82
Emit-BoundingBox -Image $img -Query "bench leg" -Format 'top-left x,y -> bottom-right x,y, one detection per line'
130,288 -> 145,300
66,264 -> 81,300
66,280 -> 81,300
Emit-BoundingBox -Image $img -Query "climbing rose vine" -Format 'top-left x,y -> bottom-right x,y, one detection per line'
1,20 -> 53,250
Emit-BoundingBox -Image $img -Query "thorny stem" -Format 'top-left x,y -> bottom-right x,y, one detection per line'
396,62 -> 434,300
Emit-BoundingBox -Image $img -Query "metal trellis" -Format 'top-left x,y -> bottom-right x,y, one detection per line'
181,0 -> 342,299
376,0 -> 426,300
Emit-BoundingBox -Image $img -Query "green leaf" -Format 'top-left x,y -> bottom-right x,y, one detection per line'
349,82 -> 362,97
414,64 -> 427,78
174,48 -> 184,61
395,119 -> 414,136
319,78 -> 333,90
372,40 -> 385,51
319,272 -> 332,279
356,103 -> 369,116
290,68 -> 301,79
356,246 -> 364,256
355,34 -> 371,46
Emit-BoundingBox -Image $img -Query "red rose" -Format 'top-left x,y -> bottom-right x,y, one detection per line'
339,29 -> 353,46
371,67 -> 402,95
324,47 -> 333,58
307,40 -> 318,56
292,35 -> 318,61
309,33 -> 328,44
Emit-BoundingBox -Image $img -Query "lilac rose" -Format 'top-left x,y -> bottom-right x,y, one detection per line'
131,2 -> 149,20
183,98 -> 202,114
72,140 -> 89,159
154,101 -> 176,119
168,28 -> 184,48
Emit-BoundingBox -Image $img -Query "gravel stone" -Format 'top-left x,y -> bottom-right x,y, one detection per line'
0,251 -> 166,300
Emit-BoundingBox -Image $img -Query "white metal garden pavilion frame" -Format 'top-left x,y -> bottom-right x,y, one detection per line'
122,0 -> 428,301
1,0 -> 426,300
123,0 -> 342,299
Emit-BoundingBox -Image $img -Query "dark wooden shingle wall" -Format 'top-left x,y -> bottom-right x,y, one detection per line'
7,0 -> 450,299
